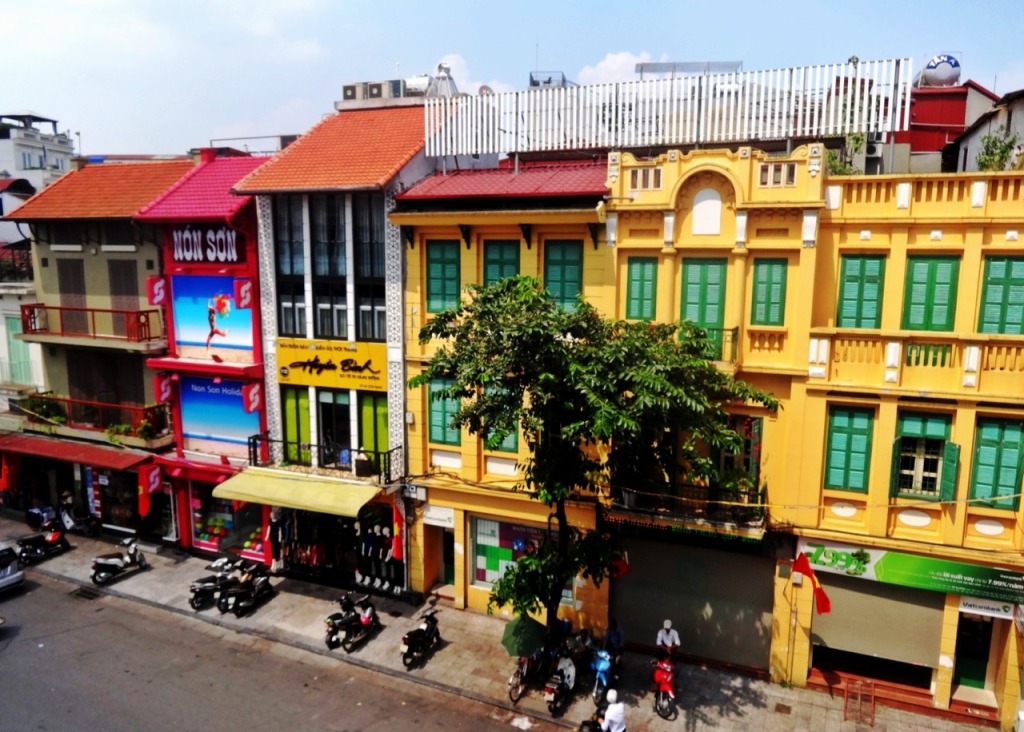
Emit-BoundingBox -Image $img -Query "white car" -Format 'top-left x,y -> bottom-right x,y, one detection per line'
0,543 -> 25,593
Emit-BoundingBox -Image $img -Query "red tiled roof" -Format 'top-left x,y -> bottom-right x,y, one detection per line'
397,161 -> 609,200
135,156 -> 269,222
7,160 -> 195,220
234,106 -> 425,193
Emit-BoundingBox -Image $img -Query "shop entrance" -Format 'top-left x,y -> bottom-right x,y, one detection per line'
954,613 -> 993,690
443,528 -> 455,585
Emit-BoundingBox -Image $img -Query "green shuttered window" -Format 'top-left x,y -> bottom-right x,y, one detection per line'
626,257 -> 657,320
902,256 -> 960,331
890,412 -> 958,501
544,240 -> 583,310
969,419 -> 1024,510
483,240 -> 520,286
428,379 -> 461,446
837,255 -> 885,328
427,240 -> 460,313
825,406 -> 873,492
681,258 -> 726,358
978,256 -> 1024,334
751,258 -> 787,326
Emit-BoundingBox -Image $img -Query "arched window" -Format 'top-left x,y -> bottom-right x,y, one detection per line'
691,188 -> 721,235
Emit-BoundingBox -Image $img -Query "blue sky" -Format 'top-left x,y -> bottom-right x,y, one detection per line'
4,0 -> 1023,155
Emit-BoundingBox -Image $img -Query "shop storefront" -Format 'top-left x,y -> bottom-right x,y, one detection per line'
798,536 -> 1024,717
0,432 -> 151,533
212,467 -> 397,589
609,523 -> 775,671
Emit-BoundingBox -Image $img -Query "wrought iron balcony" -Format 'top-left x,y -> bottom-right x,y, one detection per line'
615,480 -> 766,528
247,433 -> 402,485
10,393 -> 171,442
20,304 -> 166,345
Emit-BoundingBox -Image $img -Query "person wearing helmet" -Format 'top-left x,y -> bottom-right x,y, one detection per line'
599,688 -> 626,731
656,619 -> 680,660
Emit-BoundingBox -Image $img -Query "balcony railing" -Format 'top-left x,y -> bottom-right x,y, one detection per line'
10,393 -> 170,439
0,247 -> 32,282
20,304 -> 165,342
247,433 -> 402,485
813,330 -> 1024,395
705,327 -> 739,363
617,481 -> 766,527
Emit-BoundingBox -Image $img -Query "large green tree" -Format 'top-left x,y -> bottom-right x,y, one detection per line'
409,276 -> 778,630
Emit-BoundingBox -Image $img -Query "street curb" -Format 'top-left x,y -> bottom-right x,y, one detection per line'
27,565 -> 578,730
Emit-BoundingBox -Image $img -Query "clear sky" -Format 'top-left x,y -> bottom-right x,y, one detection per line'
4,0 -> 1023,155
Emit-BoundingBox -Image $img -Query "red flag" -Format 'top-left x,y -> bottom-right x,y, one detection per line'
793,552 -> 831,614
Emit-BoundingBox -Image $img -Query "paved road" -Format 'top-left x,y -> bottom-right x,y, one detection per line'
0,575 -> 559,732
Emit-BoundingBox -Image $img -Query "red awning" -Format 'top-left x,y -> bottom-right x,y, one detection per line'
0,433 -> 149,471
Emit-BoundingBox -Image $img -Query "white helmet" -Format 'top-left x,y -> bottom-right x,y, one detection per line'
606,689 -> 618,704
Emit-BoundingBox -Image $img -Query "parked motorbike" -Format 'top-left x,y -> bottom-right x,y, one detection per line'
508,646 -> 549,703
188,557 -> 242,611
17,518 -> 71,564
335,595 -> 381,652
652,656 -> 677,720
589,648 -> 613,705
324,592 -> 362,650
400,608 -> 441,668
59,504 -> 100,538
217,561 -> 274,618
542,651 -> 576,716
90,537 -> 148,585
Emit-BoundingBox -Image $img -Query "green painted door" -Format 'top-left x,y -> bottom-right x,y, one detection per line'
953,614 -> 993,689
681,258 -> 727,358
5,316 -> 31,384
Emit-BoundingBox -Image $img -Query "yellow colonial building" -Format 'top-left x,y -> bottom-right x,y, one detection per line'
397,143 -> 1024,727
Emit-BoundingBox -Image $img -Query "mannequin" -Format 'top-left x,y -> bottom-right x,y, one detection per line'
360,520 -> 375,585
353,520 -> 366,585
267,506 -> 283,573
370,524 -> 384,587
379,526 -> 393,591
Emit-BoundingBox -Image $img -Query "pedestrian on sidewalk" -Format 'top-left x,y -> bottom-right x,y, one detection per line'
598,688 -> 627,732
656,619 -> 680,660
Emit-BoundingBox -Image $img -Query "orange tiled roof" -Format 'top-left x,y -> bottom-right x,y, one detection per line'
8,160 -> 196,220
234,106 -> 425,193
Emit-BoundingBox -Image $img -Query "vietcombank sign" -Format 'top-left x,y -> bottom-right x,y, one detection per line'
797,537 -> 1024,605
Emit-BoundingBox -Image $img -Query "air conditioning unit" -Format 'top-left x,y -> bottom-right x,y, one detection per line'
865,142 -> 883,158
342,83 -> 366,101
367,82 -> 389,100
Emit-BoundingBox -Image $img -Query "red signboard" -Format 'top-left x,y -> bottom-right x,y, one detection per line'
147,275 -> 168,306
170,226 -> 246,265
234,278 -> 254,310
153,373 -> 174,404
241,382 -> 263,413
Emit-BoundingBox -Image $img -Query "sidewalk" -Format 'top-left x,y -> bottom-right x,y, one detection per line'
0,515 -> 992,732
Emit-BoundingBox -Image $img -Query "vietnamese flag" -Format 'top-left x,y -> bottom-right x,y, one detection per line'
794,552 -> 832,614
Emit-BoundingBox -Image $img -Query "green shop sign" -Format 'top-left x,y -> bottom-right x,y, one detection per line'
796,537 -> 1024,605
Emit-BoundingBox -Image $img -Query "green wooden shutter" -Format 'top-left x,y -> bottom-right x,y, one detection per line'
939,442 -> 960,502
898,412 -> 951,439
428,379 -> 460,446
484,240 -> 520,286
889,437 -> 903,497
427,241 -> 460,313
826,407 -> 872,492
838,256 -> 885,328
752,259 -> 786,326
626,257 -> 657,320
970,420 -> 1022,509
545,240 -> 583,309
681,259 -> 726,357
979,257 -> 1024,335
902,256 -> 959,331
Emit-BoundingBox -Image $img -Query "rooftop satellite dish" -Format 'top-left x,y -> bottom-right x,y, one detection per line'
479,85 -> 494,96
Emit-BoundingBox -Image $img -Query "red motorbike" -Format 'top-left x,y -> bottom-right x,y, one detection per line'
652,657 -> 677,719
17,519 -> 71,564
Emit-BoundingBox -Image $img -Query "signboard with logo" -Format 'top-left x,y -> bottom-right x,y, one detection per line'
171,274 -> 254,363
169,226 -> 247,265
276,338 -> 387,391
179,375 -> 260,457
797,537 -> 1024,605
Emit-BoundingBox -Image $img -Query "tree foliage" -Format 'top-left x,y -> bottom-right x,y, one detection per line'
409,276 -> 779,628
976,126 -> 1021,171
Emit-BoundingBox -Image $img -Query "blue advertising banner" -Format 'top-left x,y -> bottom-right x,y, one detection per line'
171,274 -> 253,362
180,376 -> 260,456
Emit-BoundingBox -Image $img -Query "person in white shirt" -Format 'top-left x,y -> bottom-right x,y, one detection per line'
599,688 -> 626,732
656,619 -> 680,659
